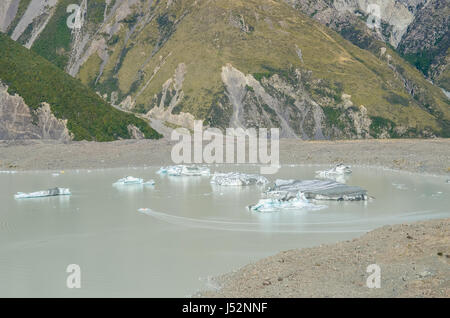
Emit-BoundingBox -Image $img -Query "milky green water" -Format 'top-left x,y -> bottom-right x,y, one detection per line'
0,165 -> 448,297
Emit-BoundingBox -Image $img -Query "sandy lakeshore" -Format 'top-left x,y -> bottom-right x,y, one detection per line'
0,138 -> 449,297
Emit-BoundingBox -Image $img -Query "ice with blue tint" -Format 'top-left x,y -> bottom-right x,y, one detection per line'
210,172 -> 269,186
113,176 -> 144,185
14,188 -> 71,199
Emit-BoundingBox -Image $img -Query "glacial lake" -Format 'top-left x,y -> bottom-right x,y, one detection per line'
0,165 -> 449,297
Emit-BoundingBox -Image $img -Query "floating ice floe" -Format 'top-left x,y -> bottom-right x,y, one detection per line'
113,176 -> 155,185
316,164 -> 352,182
14,188 -> 71,199
249,192 -> 326,212
210,172 -> 269,186
265,179 -> 368,201
157,165 -> 210,176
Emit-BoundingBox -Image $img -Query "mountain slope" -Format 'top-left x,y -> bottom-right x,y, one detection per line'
80,0 -> 449,138
285,0 -> 450,94
397,0 -> 450,91
1,0 -> 449,139
0,32 -> 161,141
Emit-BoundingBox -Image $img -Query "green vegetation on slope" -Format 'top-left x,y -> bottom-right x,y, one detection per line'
31,0 -> 75,69
15,0 -> 444,138
114,0 -> 442,133
0,33 -> 161,141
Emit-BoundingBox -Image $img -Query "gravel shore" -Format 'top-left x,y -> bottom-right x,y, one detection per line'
0,138 -> 449,175
199,218 -> 449,298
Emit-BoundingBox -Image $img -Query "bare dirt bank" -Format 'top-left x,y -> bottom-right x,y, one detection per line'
0,138 -> 449,175
200,218 -> 450,298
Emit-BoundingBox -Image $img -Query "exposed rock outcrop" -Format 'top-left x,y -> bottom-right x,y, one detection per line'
145,62 -> 195,129
287,0 -> 416,47
0,0 -> 19,32
397,0 -> 450,90
0,82 -> 72,141
10,0 -> 58,47
219,64 -> 374,139
127,124 -> 145,139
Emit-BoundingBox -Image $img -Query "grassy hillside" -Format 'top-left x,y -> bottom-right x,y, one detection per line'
77,0 -> 448,136
0,33 -> 161,141
3,0 -> 449,138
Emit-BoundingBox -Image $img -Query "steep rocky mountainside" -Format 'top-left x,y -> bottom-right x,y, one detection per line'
0,33 -> 161,141
286,0 -> 449,93
0,0 -> 448,139
397,0 -> 450,91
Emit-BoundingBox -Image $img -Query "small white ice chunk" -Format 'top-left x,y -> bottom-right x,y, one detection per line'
14,188 -> 71,199
211,172 -> 269,186
138,208 -> 153,214
316,164 -> 352,176
113,176 -> 144,185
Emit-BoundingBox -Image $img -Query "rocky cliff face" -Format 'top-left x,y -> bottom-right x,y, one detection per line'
286,0 -> 417,47
286,0 -> 449,92
397,0 -> 450,90
0,82 -> 72,141
0,0 -> 19,33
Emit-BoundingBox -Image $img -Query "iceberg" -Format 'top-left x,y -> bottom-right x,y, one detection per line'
316,164 -> 352,182
14,187 -> 71,199
249,192 -> 326,212
210,172 -> 269,186
157,165 -> 210,176
113,176 -> 144,185
266,179 -> 368,201
113,176 -> 155,185
157,166 -> 182,176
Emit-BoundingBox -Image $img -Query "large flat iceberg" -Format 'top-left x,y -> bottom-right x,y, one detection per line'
14,188 -> 71,199
157,165 -> 210,176
210,172 -> 269,186
266,179 -> 368,201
